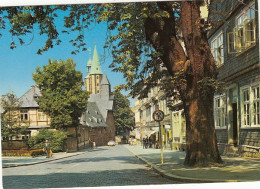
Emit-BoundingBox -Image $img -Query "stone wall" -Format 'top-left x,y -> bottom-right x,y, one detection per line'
1,140 -> 28,150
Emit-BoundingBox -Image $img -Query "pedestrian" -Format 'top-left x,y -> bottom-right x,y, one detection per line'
142,138 -> 146,149
44,139 -> 51,158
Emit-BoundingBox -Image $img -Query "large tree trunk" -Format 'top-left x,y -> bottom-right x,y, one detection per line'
182,86 -> 222,166
145,1 -> 222,166
180,1 -> 222,166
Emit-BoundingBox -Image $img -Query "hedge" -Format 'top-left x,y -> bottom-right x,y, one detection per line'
2,149 -> 44,157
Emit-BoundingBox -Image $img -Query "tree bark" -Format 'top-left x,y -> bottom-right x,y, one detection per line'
145,1 -> 222,166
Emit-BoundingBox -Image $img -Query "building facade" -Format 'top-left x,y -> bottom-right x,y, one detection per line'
209,0 -> 259,157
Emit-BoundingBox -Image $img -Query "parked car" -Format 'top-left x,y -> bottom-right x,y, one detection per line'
107,140 -> 116,146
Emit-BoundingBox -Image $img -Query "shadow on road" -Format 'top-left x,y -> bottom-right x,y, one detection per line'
3,168 -> 181,189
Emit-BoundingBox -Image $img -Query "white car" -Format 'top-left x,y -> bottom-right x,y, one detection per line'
107,140 -> 116,146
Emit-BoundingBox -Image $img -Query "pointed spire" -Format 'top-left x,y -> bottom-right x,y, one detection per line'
100,71 -> 110,85
86,49 -> 92,77
89,44 -> 102,75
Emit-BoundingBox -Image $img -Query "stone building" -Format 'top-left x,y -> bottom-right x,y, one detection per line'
81,45 -> 115,146
208,0 -> 259,157
133,83 -> 175,149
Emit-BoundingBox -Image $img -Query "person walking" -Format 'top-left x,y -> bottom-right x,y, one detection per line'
44,140 -> 51,158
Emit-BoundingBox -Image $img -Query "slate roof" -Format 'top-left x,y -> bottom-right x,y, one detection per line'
88,93 -> 114,122
82,102 -> 108,128
100,72 -> 110,86
19,85 -> 41,108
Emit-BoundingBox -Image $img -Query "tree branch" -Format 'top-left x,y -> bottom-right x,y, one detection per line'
144,2 -> 186,76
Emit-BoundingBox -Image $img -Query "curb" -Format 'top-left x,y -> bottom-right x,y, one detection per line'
126,147 -> 239,183
2,150 -> 89,169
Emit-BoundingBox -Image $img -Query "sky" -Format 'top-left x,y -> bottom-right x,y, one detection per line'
0,6 -> 134,106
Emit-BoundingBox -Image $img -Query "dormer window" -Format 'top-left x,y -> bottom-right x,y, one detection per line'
33,94 -> 39,100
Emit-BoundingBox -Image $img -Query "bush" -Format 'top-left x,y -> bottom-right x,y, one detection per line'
28,129 -> 67,152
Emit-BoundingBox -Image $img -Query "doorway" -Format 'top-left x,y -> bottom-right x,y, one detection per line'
232,103 -> 238,146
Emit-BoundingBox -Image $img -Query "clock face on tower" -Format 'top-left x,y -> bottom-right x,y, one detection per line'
152,110 -> 165,122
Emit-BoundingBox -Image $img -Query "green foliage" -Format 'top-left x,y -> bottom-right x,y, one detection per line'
113,90 -> 135,135
32,59 -> 89,129
0,3 -> 178,99
197,77 -> 225,99
1,92 -> 29,141
28,129 -> 67,152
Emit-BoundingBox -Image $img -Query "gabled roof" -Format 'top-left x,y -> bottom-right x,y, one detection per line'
89,44 -> 102,75
88,93 -> 114,122
19,85 -> 41,108
100,72 -> 110,86
83,102 -> 107,128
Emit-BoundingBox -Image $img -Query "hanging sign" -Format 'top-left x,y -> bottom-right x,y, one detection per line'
152,110 -> 165,122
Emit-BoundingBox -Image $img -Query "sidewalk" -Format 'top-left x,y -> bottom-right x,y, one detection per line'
126,144 -> 260,183
2,149 -> 90,168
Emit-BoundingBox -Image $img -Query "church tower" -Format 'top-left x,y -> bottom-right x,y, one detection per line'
85,44 -> 103,94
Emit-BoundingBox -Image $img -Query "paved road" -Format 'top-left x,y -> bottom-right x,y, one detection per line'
2,145 -> 181,188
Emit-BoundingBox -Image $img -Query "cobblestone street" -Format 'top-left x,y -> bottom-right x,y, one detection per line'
2,145 -> 181,188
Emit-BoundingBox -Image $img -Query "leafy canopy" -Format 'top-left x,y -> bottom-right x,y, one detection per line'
0,3 -> 181,98
32,59 -> 89,129
113,90 -> 135,135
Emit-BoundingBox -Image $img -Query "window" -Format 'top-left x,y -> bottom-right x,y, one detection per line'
252,86 -> 260,125
214,94 -> 226,128
146,106 -> 151,120
181,111 -> 186,140
211,32 -> 224,66
241,83 -> 260,127
228,2 -> 256,53
20,109 -> 28,121
242,88 -> 250,126
38,109 -> 47,121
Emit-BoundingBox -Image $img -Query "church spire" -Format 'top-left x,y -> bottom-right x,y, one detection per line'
89,44 -> 102,75
86,48 -> 92,77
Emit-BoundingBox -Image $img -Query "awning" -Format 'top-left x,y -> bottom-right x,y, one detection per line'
148,130 -> 157,137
